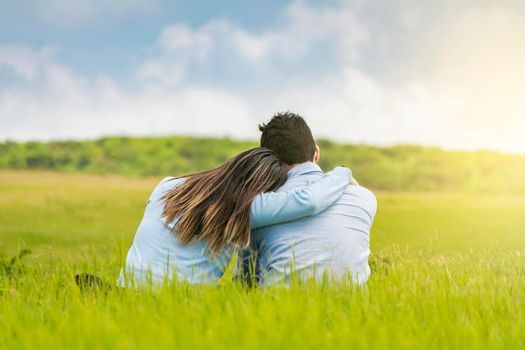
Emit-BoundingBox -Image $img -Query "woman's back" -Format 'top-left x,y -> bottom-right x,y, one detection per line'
119,177 -> 234,286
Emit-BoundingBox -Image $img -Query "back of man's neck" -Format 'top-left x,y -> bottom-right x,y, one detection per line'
284,161 -> 317,173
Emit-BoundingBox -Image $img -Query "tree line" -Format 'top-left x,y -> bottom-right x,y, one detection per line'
1,136 -> 524,193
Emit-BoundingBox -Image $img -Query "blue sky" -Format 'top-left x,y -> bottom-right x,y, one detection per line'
1,0 -> 524,152
0,0 -> 291,78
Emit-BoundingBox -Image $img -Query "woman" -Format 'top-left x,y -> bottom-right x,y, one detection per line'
118,147 -> 352,287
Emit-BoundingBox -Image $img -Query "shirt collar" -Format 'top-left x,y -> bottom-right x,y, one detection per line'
287,162 -> 324,178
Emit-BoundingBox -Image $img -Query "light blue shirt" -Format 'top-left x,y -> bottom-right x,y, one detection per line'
246,162 -> 377,286
118,166 -> 352,287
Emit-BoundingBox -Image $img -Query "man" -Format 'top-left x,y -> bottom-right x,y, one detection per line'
243,112 -> 377,286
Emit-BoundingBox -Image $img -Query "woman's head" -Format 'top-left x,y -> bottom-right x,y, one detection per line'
162,147 -> 287,254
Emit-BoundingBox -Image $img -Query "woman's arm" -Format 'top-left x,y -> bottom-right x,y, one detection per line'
250,166 -> 352,229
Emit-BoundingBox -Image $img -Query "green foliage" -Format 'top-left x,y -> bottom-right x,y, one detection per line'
0,249 -> 32,278
1,136 -> 525,192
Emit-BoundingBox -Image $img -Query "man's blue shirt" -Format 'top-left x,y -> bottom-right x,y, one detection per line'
248,162 -> 377,285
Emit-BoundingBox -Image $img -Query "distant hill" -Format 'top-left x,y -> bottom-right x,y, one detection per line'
1,136 -> 524,193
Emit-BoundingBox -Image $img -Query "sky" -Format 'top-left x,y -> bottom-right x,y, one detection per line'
1,0 -> 524,153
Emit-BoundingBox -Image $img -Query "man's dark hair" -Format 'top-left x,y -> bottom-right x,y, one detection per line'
259,112 -> 316,165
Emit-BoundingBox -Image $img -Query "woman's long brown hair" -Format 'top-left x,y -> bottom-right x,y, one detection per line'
162,147 -> 287,254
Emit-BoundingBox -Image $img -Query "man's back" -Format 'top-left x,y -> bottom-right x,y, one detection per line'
250,162 -> 377,285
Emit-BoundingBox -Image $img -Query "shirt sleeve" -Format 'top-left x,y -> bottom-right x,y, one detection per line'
249,166 -> 352,229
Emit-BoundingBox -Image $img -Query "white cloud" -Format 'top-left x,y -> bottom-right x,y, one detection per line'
142,0 -> 368,69
0,46 -> 56,81
0,47 -> 255,141
138,20 -> 232,87
278,0 -> 369,61
246,66 -> 459,148
231,31 -> 274,61
159,23 -> 216,57
231,0 -> 368,62
137,59 -> 187,88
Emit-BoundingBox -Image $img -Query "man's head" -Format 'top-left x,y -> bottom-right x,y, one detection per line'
259,112 -> 319,167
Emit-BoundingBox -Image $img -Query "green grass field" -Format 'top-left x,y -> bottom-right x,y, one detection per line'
1,170 -> 524,349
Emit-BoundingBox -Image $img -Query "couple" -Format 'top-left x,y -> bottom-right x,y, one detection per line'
118,112 -> 377,288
